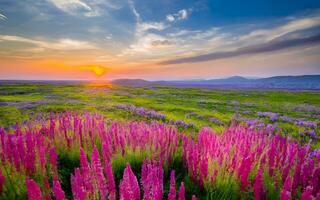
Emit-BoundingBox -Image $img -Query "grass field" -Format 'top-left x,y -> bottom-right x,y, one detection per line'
0,82 -> 319,199
0,82 -> 319,147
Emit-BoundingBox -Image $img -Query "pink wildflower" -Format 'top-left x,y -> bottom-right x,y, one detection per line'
91,146 -> 108,200
168,170 -> 176,200
119,164 -> 140,200
52,178 -> 66,200
26,178 -> 42,200
178,182 -> 185,200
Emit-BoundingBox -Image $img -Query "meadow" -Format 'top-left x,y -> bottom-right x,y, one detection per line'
0,82 -> 319,199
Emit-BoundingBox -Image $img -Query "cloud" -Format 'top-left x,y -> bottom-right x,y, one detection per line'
0,13 -> 7,20
239,15 -> 320,43
0,35 -> 98,51
166,9 -> 188,22
160,34 -> 320,64
48,0 -> 96,16
48,0 -> 122,17
166,15 -> 175,22
150,39 -> 173,48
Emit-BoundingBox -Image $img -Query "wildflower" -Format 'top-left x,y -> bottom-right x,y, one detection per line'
71,168 -> 87,200
49,147 -> 58,176
119,164 -> 140,200
253,168 -> 263,200
79,148 -> 94,198
281,176 -> 292,200
91,146 -> 108,200
26,178 -> 42,200
168,170 -> 176,200
52,178 -> 66,200
300,186 -> 313,200
178,182 -> 185,200
105,163 -> 116,200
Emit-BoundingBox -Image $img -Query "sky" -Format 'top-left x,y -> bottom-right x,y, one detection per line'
0,0 -> 320,80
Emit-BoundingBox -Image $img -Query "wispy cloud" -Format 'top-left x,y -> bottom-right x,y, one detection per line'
48,0 -> 123,17
238,15 -> 320,43
0,13 -> 7,20
166,9 -> 188,22
117,10 -> 320,65
160,34 -> 320,64
0,35 -> 98,51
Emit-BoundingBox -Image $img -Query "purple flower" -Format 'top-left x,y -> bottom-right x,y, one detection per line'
257,112 -> 278,122
209,117 -> 223,125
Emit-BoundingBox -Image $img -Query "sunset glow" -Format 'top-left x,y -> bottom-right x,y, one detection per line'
0,0 -> 319,80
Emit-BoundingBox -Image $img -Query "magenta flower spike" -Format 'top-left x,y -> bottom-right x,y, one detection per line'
79,148 -> 94,198
49,147 -> 58,175
178,182 -> 185,200
281,176 -> 293,200
168,170 -> 176,200
120,164 -> 140,200
253,168 -> 263,200
71,168 -> 87,200
105,162 -> 116,200
52,178 -> 66,200
300,186 -> 314,200
26,178 -> 42,200
91,146 -> 108,200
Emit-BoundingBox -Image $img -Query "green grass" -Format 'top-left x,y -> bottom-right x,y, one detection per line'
0,83 -> 319,147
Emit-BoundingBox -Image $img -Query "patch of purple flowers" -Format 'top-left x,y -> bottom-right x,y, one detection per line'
116,104 -> 165,120
209,117 -> 223,125
295,120 -> 317,129
173,120 -> 195,128
257,112 -> 279,122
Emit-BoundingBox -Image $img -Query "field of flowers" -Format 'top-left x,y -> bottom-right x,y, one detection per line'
0,112 -> 319,199
0,83 -> 319,199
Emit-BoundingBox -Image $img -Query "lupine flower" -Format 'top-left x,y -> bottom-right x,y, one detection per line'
0,112 -> 319,199
253,168 -> 263,200
91,146 -> 108,200
105,163 -> 116,200
52,178 -> 66,200
178,182 -> 185,200
281,176 -> 292,200
79,148 -> 94,198
119,164 -> 140,200
141,160 -> 163,200
26,178 -> 42,200
49,147 -> 58,176
192,195 -> 197,200
71,168 -> 87,200
300,186 -> 314,200
168,170 -> 176,200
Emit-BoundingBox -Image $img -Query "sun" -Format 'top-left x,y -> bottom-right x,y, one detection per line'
92,66 -> 106,77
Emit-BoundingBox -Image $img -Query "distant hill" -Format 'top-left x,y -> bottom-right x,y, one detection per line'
112,75 -> 320,90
